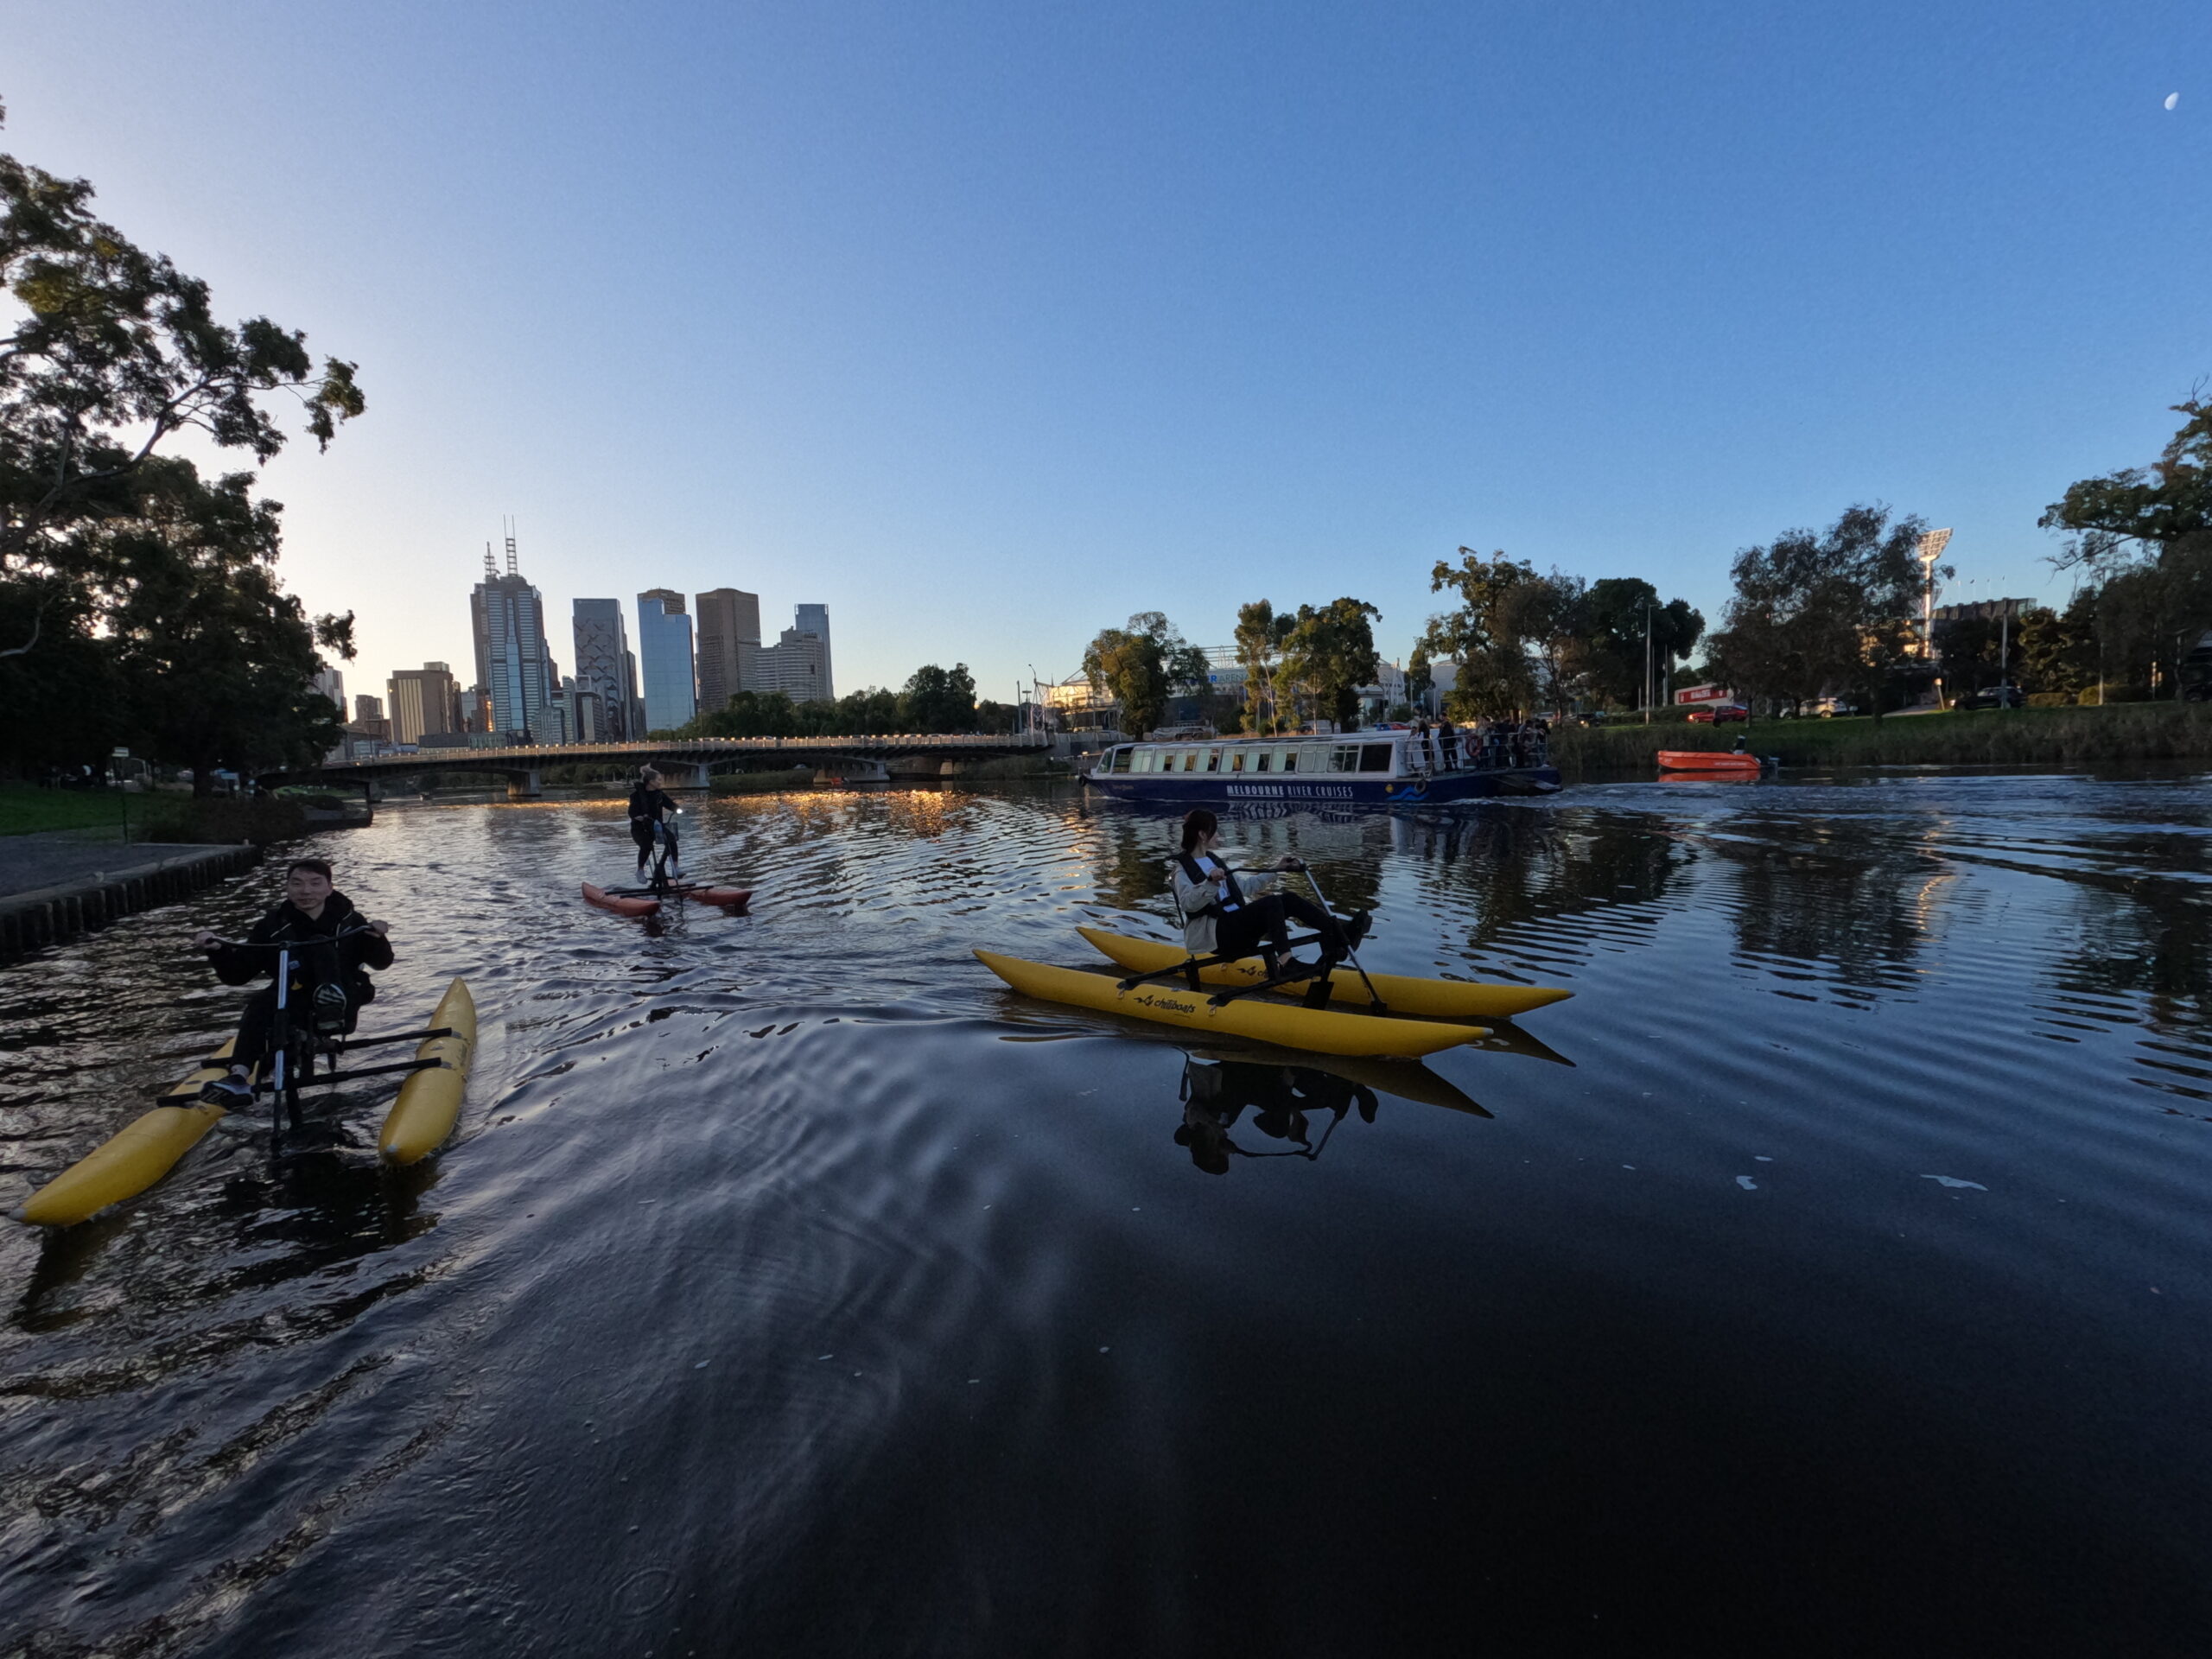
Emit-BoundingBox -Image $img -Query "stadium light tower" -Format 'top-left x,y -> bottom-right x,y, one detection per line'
1916,528 -> 1953,658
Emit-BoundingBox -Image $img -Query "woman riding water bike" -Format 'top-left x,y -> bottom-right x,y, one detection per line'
629,766 -> 681,883
191,858 -> 393,1105
1171,809 -> 1368,976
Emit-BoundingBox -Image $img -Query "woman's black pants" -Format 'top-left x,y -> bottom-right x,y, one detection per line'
1215,892 -> 1348,963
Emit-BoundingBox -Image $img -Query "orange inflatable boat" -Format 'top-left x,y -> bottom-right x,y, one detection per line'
1656,751 -> 1770,772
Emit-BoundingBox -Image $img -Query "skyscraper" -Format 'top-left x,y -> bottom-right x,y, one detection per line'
573,599 -> 643,741
472,532 -> 559,742
694,588 -> 761,715
752,604 -> 833,702
794,603 -> 833,701
636,589 -> 696,734
387,663 -> 463,746
311,667 -> 346,713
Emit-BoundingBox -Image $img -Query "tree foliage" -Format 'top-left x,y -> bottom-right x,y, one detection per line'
683,667 -> 1006,740
0,115 -> 361,777
1233,599 -> 1294,733
1282,597 -> 1381,730
1565,577 -> 1704,710
1707,505 -> 1928,714
2038,394 -> 2212,698
1083,612 -> 1209,737
1419,548 -> 1549,720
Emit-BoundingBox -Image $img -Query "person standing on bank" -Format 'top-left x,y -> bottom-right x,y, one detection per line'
1173,809 -> 1369,974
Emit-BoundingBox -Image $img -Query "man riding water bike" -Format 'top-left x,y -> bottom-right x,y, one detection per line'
629,766 -> 680,880
191,858 -> 393,1105
1172,809 -> 1368,976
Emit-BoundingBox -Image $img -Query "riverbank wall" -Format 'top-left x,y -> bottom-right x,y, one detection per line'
1551,702 -> 2212,774
0,842 -> 264,957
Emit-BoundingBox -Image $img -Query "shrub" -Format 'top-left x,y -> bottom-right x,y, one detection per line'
140,795 -> 308,844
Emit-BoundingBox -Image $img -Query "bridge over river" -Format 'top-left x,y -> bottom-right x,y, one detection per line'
269,732 -> 1076,799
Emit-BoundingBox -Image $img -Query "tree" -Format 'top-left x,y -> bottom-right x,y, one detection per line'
2014,600 -> 2096,698
1406,643 -> 1433,713
1419,548 -> 1546,720
1707,505 -> 1927,715
104,461 -> 351,791
1565,578 -> 1703,710
1233,599 -> 1294,734
902,662 -> 977,732
1,114 -> 362,656
1281,597 -> 1381,730
2041,392 -> 2212,565
2040,393 -> 2212,698
0,116 -> 361,782
1083,612 -> 1208,736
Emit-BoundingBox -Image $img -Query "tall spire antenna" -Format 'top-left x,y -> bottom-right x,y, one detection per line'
484,541 -> 497,578
504,515 -> 518,575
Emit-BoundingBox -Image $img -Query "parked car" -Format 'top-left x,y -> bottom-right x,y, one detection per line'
1811,696 -> 1859,717
1686,703 -> 1749,724
1956,685 -> 2024,710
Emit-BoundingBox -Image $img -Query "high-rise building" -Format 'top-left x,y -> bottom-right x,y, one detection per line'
694,588 -> 761,715
471,532 -> 559,742
750,605 -> 832,703
311,667 -> 346,713
387,662 -> 463,747
354,694 -> 383,725
636,589 -> 696,734
572,599 -> 643,741
753,625 -> 830,702
793,603 -> 833,701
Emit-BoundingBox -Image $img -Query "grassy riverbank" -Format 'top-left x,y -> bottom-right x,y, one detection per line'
1550,702 -> 2212,773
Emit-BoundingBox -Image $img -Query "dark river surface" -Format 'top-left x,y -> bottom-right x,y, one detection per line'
3,772 -> 2209,1656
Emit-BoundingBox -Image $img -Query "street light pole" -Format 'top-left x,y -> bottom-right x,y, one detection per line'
1643,600 -> 1655,726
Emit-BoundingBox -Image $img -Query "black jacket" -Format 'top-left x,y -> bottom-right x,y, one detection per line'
208,891 -> 394,992
629,785 -> 676,825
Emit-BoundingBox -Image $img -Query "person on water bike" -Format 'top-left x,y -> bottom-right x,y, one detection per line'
629,766 -> 681,880
1172,809 -> 1368,976
190,858 -> 393,1105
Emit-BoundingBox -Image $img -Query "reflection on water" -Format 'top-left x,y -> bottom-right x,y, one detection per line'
1175,1058 -> 1377,1172
2,772 -> 2210,1653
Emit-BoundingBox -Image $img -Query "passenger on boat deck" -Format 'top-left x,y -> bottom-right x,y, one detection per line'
190,858 -> 393,1105
1172,809 -> 1370,973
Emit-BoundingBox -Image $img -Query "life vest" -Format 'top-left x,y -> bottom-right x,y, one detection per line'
1175,852 -> 1245,918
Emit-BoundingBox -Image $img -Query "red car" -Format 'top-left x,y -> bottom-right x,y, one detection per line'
1685,704 -> 1749,724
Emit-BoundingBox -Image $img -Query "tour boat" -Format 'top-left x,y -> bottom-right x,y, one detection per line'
1084,729 -> 1560,804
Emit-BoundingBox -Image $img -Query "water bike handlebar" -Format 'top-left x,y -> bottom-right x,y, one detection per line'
198,925 -> 378,950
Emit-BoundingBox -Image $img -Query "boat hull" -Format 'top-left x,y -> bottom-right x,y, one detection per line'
1084,768 -> 1560,804
1656,751 -> 1769,772
1074,926 -> 1572,1020
15,1041 -> 240,1226
378,978 -> 476,1165
976,949 -> 1491,1058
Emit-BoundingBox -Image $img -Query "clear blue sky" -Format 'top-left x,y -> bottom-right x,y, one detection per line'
8,2 -> 2207,702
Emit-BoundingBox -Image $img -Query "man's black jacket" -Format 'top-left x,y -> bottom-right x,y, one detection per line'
207,891 -> 394,991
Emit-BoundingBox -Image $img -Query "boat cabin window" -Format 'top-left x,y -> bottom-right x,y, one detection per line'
1205,748 -> 1223,772
1111,747 -> 1133,772
1280,747 -> 1298,772
1229,750 -> 1247,772
1255,750 -> 1272,772
1184,750 -> 1200,772
1331,744 -> 1362,772
1358,743 -> 1394,773
1135,748 -> 1156,772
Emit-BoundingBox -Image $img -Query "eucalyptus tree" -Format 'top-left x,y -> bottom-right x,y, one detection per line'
1707,505 -> 1927,715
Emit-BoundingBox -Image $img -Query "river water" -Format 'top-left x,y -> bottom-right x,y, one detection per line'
2,773 -> 2209,1656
